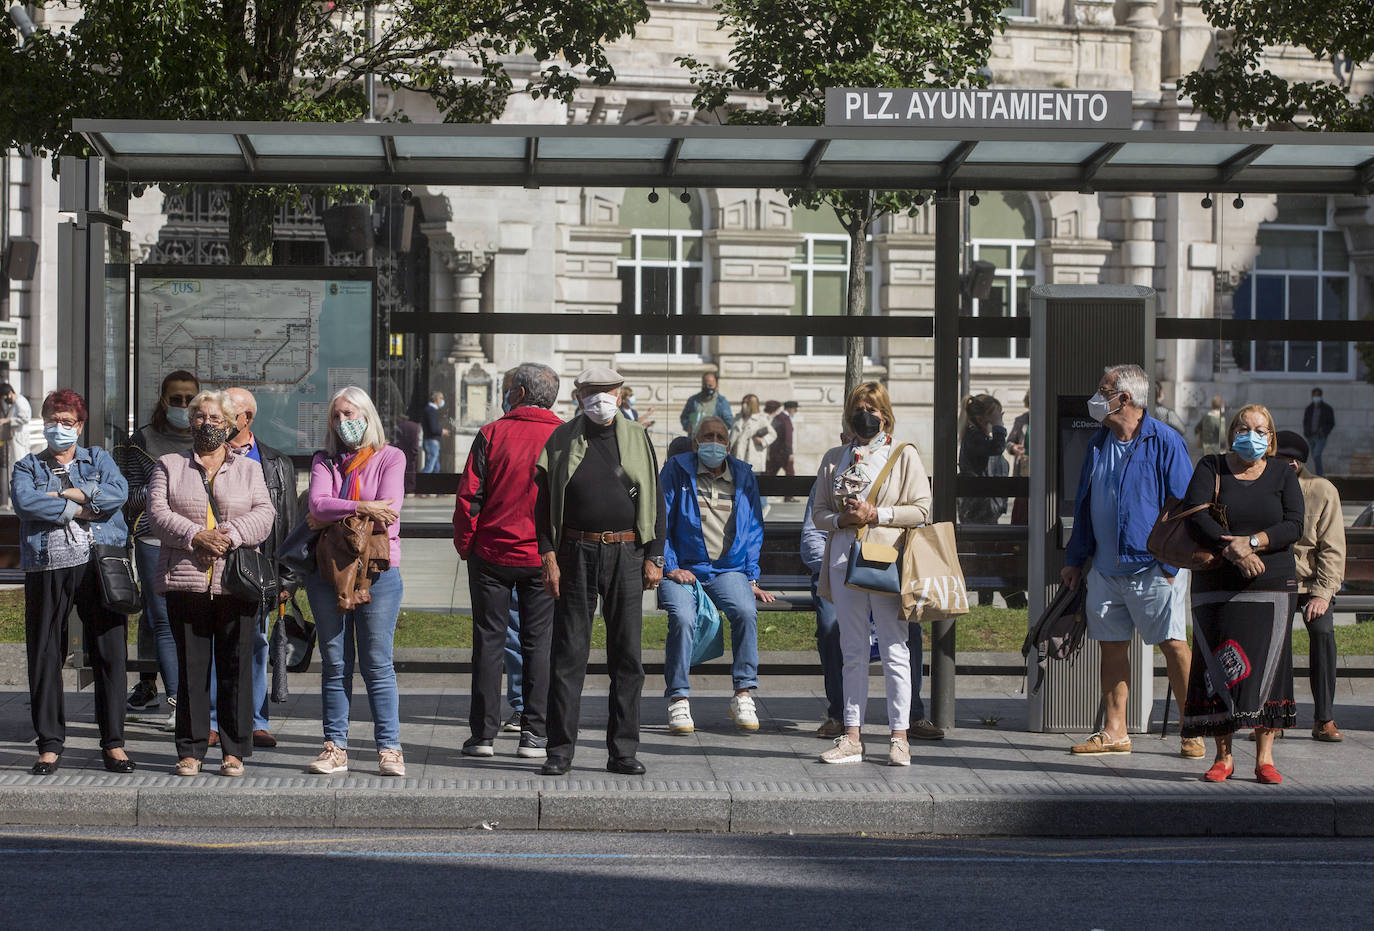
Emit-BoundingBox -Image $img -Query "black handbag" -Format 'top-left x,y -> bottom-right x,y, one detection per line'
277,515 -> 320,575
92,544 -> 142,614
280,593 -> 316,673
199,471 -> 277,605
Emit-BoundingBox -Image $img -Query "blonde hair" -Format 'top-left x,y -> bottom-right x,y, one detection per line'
740,394 -> 760,418
324,386 -> 387,455
1228,404 -> 1277,458
190,389 -> 237,422
845,381 -> 895,432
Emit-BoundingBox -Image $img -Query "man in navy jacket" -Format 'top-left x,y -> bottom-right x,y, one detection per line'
658,417 -> 774,735
1062,364 -> 1202,760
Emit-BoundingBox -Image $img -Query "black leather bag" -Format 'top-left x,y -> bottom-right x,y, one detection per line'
200,471 -> 277,605
92,544 -> 142,614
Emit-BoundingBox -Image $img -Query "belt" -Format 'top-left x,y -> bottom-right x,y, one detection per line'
564,527 -> 638,544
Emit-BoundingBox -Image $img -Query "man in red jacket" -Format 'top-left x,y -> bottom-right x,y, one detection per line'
454,362 -> 563,760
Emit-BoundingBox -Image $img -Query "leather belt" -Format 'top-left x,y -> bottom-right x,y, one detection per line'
565,527 -> 638,544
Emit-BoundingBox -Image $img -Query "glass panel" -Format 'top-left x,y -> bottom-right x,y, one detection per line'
1254,276 -> 1284,319
1322,277 -> 1348,319
637,266 -> 673,355
1289,340 -> 1318,372
977,244 -> 1011,268
812,271 -> 846,316
1289,277 -> 1318,319
1018,245 -> 1035,270
978,280 -> 1010,357
619,190 -> 702,231
813,240 -> 848,264
1254,230 -> 1318,269
617,267 -> 636,353
619,236 -> 634,259
248,134 -> 383,157
1232,274 -> 1252,319
969,192 -> 1036,240
391,136 -> 525,158
677,138 -> 816,161
1014,279 -> 1032,357
681,267 -> 702,356
964,141 -> 1104,163
791,270 -> 807,355
1323,231 -> 1349,270
640,236 -> 674,261
1321,342 -> 1349,373
539,137 -> 668,159
1253,340 -> 1285,371
683,236 -> 702,262
813,333 -> 845,357
103,132 -> 241,156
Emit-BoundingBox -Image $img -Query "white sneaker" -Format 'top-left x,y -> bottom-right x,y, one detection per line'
668,699 -> 695,735
308,741 -> 349,774
729,692 -> 759,732
820,734 -> 865,764
162,696 -> 177,732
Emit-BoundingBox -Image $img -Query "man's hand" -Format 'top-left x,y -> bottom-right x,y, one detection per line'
1061,565 -> 1083,590
541,551 -> 561,600
666,568 -> 696,585
356,499 -> 399,526
643,560 -> 663,592
1304,597 -> 1330,624
192,529 -> 232,556
753,584 -> 776,604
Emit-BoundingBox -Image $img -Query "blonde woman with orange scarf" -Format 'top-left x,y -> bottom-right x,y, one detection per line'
302,386 -> 409,777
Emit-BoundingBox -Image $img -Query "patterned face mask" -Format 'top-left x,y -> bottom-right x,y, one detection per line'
192,422 -> 230,454
336,417 -> 368,447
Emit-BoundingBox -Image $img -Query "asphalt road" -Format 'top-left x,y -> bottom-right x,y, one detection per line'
2,828 -> 1371,928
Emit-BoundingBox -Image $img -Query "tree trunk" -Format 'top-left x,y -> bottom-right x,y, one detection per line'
228,188 -> 275,265
844,224 -> 868,400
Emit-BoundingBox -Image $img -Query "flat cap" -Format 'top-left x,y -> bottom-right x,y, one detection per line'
1275,430 -> 1308,463
573,366 -> 624,389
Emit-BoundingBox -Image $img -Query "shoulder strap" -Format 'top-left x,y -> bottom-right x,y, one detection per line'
199,467 -> 224,526
586,431 -> 638,500
864,442 -> 911,505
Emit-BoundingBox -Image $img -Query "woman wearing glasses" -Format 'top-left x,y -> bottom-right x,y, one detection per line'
1180,403 -> 1304,784
12,390 -> 132,775
118,369 -> 200,722
146,390 -> 275,776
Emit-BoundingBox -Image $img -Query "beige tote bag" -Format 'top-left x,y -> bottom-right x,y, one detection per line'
900,522 -> 971,623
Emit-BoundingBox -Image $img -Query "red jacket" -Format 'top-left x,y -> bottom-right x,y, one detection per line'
453,406 -> 563,567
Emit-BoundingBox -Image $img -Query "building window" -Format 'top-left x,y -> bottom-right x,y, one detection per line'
969,191 -> 1039,360
617,193 -> 704,356
790,207 -> 875,357
1233,196 -> 1351,375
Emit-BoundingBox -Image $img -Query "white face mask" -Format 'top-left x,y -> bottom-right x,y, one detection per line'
1086,392 -> 1119,423
580,392 -> 619,425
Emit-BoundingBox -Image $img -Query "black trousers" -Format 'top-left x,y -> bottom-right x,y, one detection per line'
546,538 -> 644,761
468,555 -> 554,740
1302,594 -> 1337,723
166,591 -> 256,760
25,563 -> 128,754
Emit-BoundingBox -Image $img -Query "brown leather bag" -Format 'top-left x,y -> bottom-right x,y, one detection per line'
1146,457 -> 1227,571
315,516 -> 391,611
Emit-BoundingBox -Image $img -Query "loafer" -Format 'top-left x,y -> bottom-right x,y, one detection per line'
1180,737 -> 1207,759
103,754 -> 137,774
29,757 -> 60,776
252,730 -> 277,748
1069,732 -> 1132,755
1312,721 -> 1344,742
174,758 -> 202,777
219,757 -> 245,778
540,756 -> 572,776
910,718 -> 945,741
1203,760 -> 1234,782
1255,763 -> 1283,785
606,756 -> 646,776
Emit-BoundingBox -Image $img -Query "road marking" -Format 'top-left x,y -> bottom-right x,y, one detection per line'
323,852 -> 1374,867
0,830 -> 450,851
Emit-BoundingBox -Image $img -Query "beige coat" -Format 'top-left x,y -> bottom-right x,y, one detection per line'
813,441 -> 931,601
1293,465 -> 1345,601
728,412 -> 777,472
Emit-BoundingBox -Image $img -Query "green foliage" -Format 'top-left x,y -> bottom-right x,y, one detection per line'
1180,0 -> 1374,131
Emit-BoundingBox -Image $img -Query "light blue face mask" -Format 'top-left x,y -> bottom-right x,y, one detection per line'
336,417 -> 368,448
1232,430 -> 1269,462
697,442 -> 728,468
44,423 -> 79,452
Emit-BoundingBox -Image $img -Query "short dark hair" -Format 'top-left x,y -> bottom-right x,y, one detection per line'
507,362 -> 559,409
783,400 -> 799,411
0,383 -> 12,397
1312,387 -> 1323,396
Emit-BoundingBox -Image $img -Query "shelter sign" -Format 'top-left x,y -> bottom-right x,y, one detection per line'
825,88 -> 1132,129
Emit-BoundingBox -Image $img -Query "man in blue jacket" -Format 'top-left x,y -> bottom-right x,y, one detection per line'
659,416 -> 773,734
1062,364 -> 1203,760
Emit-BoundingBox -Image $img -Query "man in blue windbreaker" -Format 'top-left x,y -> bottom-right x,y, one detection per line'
1062,364 -> 1203,760
658,416 -> 774,736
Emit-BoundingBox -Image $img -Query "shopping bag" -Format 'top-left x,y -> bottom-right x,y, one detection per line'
900,522 -> 971,622
689,580 -> 725,666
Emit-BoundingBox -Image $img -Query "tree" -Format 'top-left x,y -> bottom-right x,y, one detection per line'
1179,0 -> 1374,131
0,0 -> 649,263
679,0 -> 1005,396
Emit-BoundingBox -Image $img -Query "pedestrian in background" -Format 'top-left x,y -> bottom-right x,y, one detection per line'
957,393 -> 1008,528
728,394 -> 777,474
1007,390 -> 1030,526
1303,387 -> 1335,476
679,371 -> 733,435
766,400 -> 799,499
1194,395 -> 1226,456
421,390 -> 449,476
1153,383 -> 1186,436
619,386 -> 655,430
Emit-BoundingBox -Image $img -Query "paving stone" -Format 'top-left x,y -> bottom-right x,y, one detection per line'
730,789 -> 933,835
539,789 -> 731,832
0,785 -> 138,826
138,787 -> 336,828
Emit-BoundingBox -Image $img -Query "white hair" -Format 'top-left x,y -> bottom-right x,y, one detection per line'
190,389 -> 237,421
1103,364 -> 1149,410
324,385 -> 387,455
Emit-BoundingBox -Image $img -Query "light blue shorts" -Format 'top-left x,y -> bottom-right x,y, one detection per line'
1084,565 -> 1189,645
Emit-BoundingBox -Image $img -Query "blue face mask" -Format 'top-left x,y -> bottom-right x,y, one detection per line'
697,442 -> 728,468
501,391 -> 514,415
44,423 -> 79,452
1232,431 -> 1269,462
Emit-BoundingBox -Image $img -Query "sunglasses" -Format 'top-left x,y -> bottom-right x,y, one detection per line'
165,394 -> 196,406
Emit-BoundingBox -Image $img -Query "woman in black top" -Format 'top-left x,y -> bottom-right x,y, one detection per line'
1181,403 -> 1303,785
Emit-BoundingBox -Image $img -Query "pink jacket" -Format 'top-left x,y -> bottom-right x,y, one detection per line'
309,445 -> 406,566
148,449 -> 276,595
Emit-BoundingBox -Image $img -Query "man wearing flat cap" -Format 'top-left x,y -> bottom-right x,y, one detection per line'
535,366 -> 666,776
1275,430 -> 1346,742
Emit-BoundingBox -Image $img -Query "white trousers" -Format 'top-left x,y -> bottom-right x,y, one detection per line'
827,527 -> 912,731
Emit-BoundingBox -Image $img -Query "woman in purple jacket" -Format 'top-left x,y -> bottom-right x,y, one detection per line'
147,390 -> 275,777
303,386 -> 408,777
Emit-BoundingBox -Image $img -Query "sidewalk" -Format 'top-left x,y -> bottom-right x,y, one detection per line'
2,660 -> 1373,836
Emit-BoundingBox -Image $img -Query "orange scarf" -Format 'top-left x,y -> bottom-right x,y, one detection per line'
341,446 -> 375,501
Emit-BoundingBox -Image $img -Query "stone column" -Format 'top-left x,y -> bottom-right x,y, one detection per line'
451,257 -> 487,364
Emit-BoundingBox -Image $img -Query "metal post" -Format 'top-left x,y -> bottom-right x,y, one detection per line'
365,2 -> 377,123
930,193 -> 961,729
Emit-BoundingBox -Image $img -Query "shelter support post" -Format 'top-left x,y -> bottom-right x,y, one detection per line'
930,193 -> 960,730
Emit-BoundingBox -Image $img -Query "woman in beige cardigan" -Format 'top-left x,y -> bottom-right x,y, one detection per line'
813,382 -> 931,767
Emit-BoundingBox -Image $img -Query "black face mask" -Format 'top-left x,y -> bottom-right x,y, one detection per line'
701,386 -> 715,398
849,409 -> 882,440
192,423 -> 230,454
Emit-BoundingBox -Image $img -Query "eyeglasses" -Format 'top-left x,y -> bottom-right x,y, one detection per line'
189,412 -> 226,426
43,418 -> 79,429
166,394 -> 196,407
1237,429 -> 1270,439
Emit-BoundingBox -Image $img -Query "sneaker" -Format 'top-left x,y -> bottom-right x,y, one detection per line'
378,749 -> 406,777
1180,737 -> 1207,758
162,697 -> 177,732
888,736 -> 911,767
462,738 -> 495,757
517,732 -> 548,760
667,699 -> 695,735
502,711 -> 523,733
1069,732 -> 1132,755
815,717 -> 844,739
126,680 -> 159,710
729,692 -> 759,732
910,718 -> 945,741
820,733 -> 865,764
308,741 -> 348,774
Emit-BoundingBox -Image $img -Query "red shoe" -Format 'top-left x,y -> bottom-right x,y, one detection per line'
1255,763 -> 1283,785
1203,760 -> 1234,782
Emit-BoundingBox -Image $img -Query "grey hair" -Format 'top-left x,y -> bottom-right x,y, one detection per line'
694,416 -> 727,439
190,389 -> 237,421
1103,364 -> 1149,410
324,385 -> 387,455
507,362 -> 559,410
429,390 -> 444,402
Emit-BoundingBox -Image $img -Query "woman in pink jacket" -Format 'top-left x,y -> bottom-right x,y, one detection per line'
303,386 -> 408,777
148,390 -> 275,777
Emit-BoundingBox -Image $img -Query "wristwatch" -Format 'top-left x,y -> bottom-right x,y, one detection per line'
1248,534 -> 1260,549
652,555 -> 665,568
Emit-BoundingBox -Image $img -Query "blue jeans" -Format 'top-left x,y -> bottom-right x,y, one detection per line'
422,437 -> 441,473
210,604 -> 270,732
1306,433 -> 1328,476
134,538 -> 178,698
305,567 -> 403,751
505,598 -> 523,712
813,572 -> 925,721
659,571 -> 759,699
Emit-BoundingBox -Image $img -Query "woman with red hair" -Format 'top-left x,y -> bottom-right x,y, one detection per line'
10,389 -> 134,775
